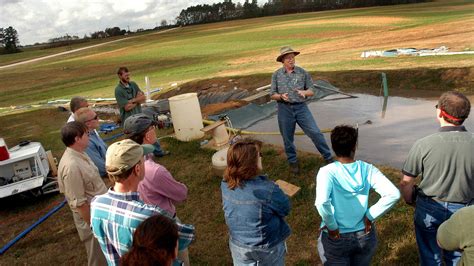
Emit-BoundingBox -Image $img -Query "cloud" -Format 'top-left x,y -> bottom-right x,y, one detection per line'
1,0 -> 263,45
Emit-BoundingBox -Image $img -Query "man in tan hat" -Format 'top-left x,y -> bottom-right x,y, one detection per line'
270,46 -> 333,174
90,139 -> 195,266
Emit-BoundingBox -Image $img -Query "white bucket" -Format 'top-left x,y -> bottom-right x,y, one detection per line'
212,147 -> 229,177
169,93 -> 204,141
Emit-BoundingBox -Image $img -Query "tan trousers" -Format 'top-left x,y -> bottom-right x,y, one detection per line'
72,211 -> 107,266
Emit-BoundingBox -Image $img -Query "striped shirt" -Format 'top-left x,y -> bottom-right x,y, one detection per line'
90,189 -> 195,266
270,65 -> 314,103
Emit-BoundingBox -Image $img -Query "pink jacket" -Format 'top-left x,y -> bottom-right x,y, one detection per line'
138,156 -> 187,216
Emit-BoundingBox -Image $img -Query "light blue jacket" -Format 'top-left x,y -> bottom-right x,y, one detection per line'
315,161 -> 400,233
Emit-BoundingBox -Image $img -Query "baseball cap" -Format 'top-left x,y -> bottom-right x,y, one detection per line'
123,114 -> 157,137
106,139 -> 154,175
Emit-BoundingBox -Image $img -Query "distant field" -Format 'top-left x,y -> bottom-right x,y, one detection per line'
0,0 -> 473,108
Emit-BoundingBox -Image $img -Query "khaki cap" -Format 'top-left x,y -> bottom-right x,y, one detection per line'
106,139 -> 154,175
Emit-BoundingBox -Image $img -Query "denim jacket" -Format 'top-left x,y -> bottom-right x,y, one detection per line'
221,175 -> 291,249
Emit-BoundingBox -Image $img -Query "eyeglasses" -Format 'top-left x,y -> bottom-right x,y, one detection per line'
86,115 -> 98,122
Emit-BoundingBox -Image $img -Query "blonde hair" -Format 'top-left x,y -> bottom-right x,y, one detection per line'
75,107 -> 94,123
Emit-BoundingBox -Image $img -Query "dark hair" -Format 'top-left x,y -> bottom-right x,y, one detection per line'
224,139 -> 262,190
331,125 -> 358,158
117,66 -> 129,75
61,122 -> 88,147
69,96 -> 87,113
128,126 -> 152,145
121,215 -> 178,266
438,91 -> 471,125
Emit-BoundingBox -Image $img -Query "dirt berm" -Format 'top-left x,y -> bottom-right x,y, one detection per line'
154,67 -> 473,116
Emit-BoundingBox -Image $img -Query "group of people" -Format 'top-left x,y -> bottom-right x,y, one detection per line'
55,46 -> 473,266
58,68 -> 190,266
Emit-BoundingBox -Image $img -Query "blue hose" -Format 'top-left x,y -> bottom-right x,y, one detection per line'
0,198 -> 67,255
102,132 -> 124,143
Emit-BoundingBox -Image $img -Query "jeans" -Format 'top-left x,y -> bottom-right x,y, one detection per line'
277,102 -> 332,163
153,140 -> 165,156
229,240 -> 286,266
414,195 -> 469,266
317,228 -> 377,266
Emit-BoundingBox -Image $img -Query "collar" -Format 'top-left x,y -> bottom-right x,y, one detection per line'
107,187 -> 141,201
439,126 -> 467,132
118,81 -> 131,89
282,66 -> 297,74
66,147 -> 88,159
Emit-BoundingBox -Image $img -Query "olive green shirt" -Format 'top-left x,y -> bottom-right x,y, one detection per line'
114,81 -> 143,125
58,147 -> 108,211
437,205 -> 474,266
402,126 -> 474,203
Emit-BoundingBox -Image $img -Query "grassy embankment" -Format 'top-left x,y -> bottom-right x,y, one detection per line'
0,0 -> 473,109
0,108 -> 416,265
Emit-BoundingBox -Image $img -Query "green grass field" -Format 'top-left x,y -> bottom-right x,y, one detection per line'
0,108 -> 417,265
0,0 -> 473,108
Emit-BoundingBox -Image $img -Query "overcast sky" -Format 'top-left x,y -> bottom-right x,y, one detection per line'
1,0 -> 265,45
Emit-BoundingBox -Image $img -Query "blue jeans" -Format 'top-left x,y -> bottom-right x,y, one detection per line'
277,102 -> 332,163
229,240 -> 286,266
317,228 -> 377,266
414,195 -> 468,266
153,140 -> 165,156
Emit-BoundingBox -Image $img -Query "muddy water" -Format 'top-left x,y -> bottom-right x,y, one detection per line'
247,94 -> 474,168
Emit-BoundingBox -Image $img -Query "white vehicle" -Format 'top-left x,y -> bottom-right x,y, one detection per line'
0,142 -> 58,198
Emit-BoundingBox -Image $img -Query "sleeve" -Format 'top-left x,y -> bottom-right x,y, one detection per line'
402,141 -> 424,178
304,69 -> 314,92
268,183 -> 291,217
153,166 -> 188,203
270,71 -> 278,96
175,220 -> 195,251
437,208 -> 465,251
365,166 -> 401,221
315,168 -> 338,230
62,165 -> 87,209
114,86 -> 128,109
131,81 -> 143,95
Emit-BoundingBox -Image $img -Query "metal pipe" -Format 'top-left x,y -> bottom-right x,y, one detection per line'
381,73 -> 389,97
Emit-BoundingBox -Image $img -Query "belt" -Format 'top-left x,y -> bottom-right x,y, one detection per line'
340,229 -> 370,237
417,191 -> 472,205
278,101 -> 304,105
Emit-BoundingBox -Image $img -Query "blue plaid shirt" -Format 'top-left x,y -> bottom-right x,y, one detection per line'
270,66 -> 314,103
91,189 -> 195,266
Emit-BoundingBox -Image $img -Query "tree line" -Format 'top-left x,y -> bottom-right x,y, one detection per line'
176,0 -> 429,26
0,26 -> 21,54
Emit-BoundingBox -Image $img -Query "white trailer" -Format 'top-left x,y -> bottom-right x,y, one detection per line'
0,142 -> 58,198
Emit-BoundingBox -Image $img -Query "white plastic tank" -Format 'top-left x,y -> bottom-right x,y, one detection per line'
169,93 -> 204,141
212,147 -> 229,177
